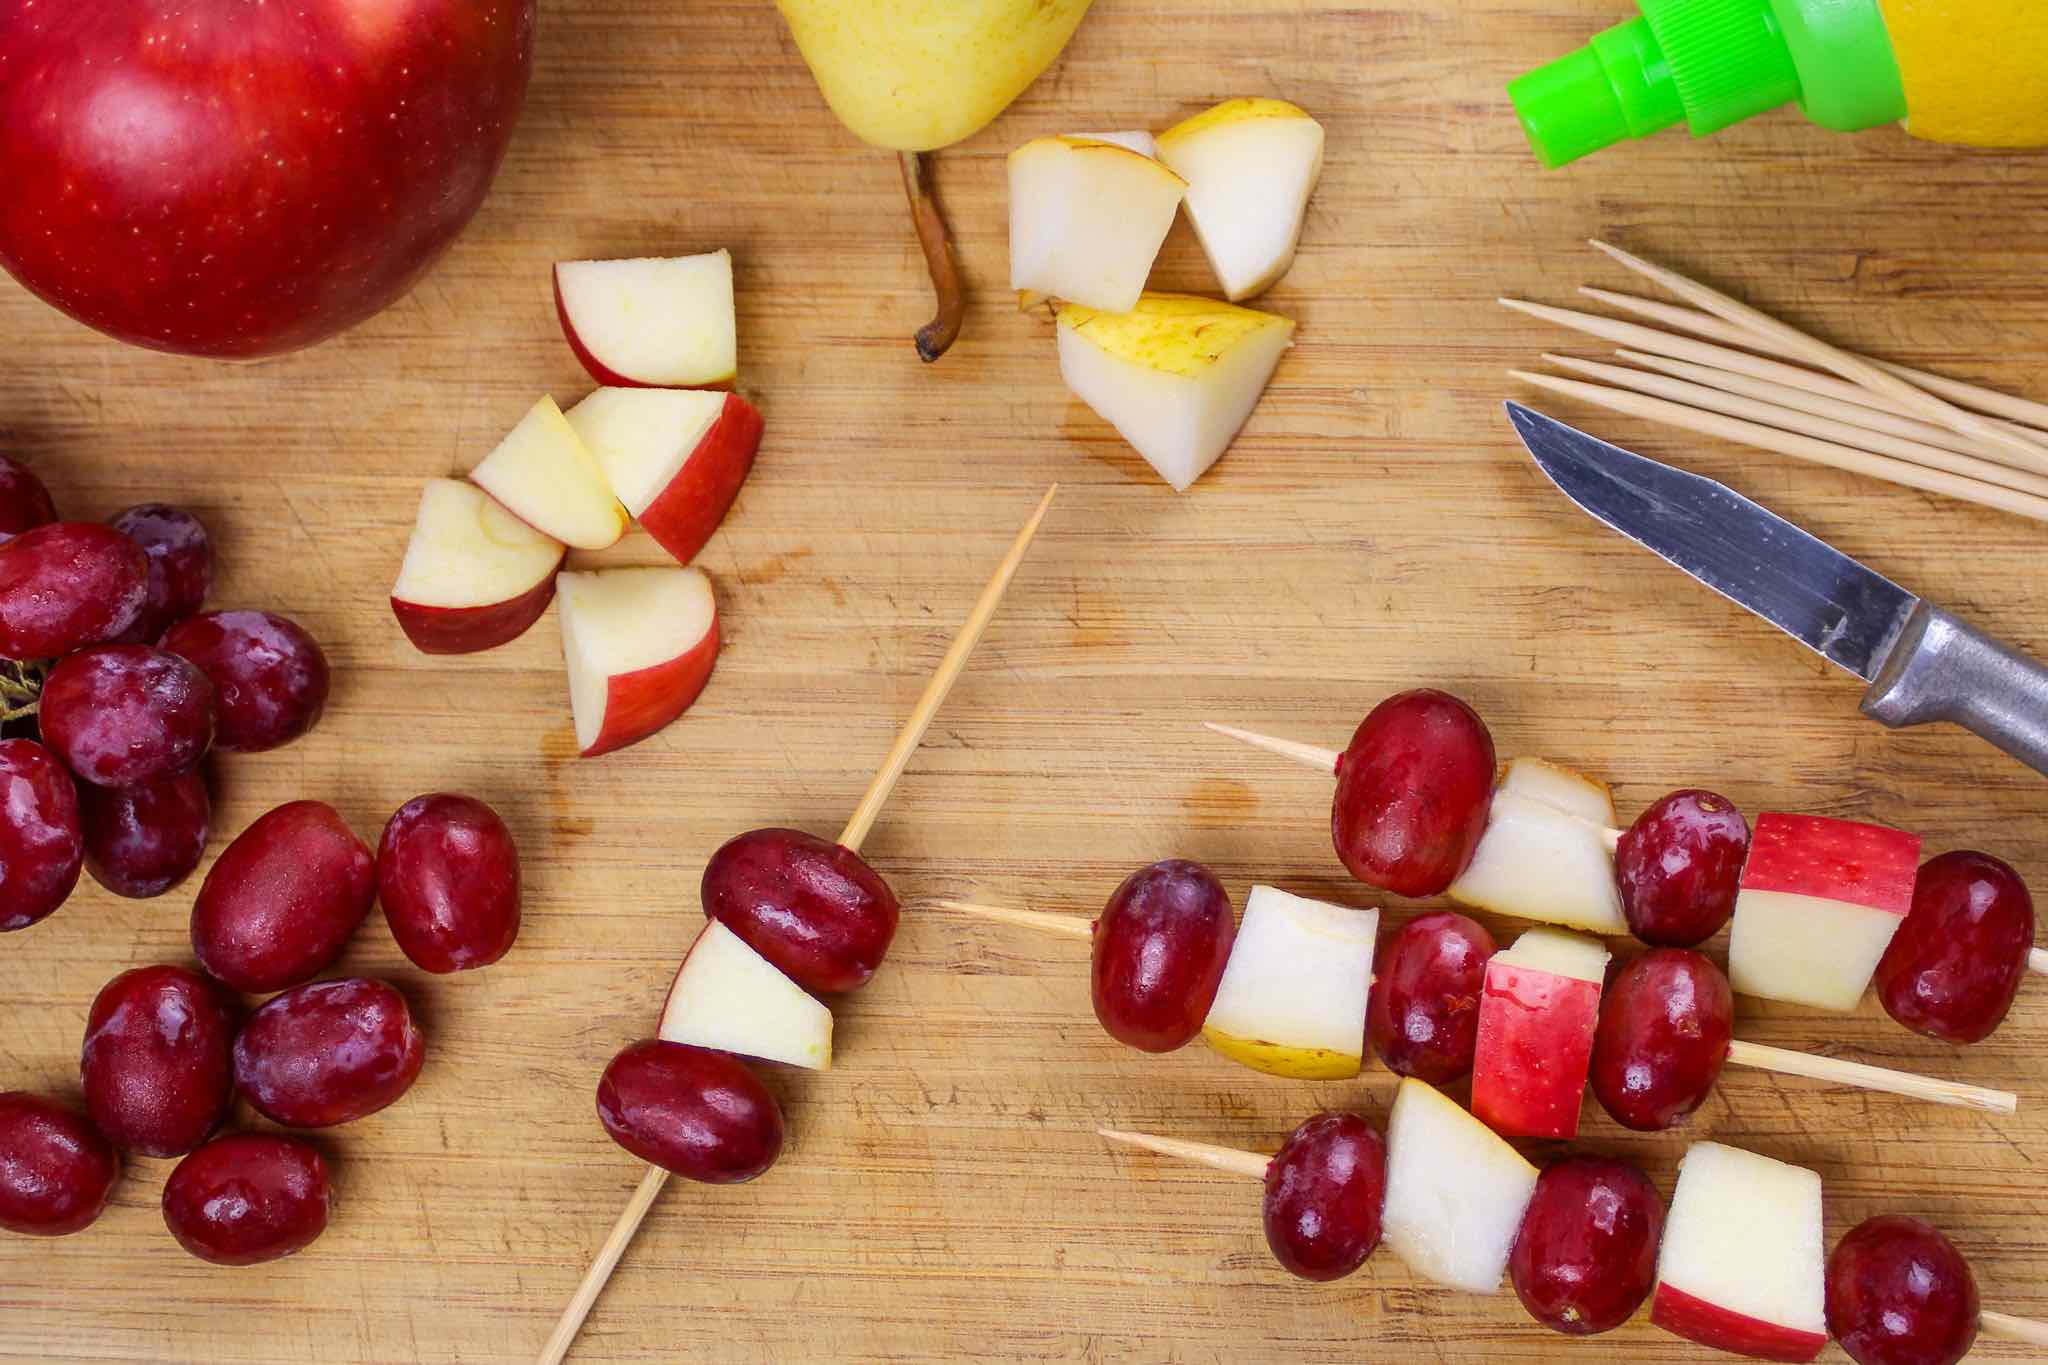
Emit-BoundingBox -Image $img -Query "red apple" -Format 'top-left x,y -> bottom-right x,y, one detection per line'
557,568 -> 720,757
555,252 -> 737,389
565,389 -> 764,566
1469,928 -> 1608,1140
1652,1283 -> 1829,1364
0,0 -> 535,357
391,480 -> 564,655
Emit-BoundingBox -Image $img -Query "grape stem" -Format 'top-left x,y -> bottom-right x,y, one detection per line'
0,657 -> 49,723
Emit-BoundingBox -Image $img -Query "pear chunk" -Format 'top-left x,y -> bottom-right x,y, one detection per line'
1380,1077 -> 1539,1293
1009,136 -> 1186,313
1156,98 -> 1324,301
1201,886 -> 1377,1079
1447,757 -> 1627,934
1057,292 -> 1293,492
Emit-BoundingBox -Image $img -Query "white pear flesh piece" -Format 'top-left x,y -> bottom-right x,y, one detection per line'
1070,129 -> 1158,158
1652,1142 -> 1827,1361
558,566 -> 720,757
1447,757 -> 1626,934
1201,886 -> 1376,1080
1057,292 -> 1294,492
1727,812 -> 1921,1011
389,479 -> 565,655
658,920 -> 833,1070
1155,98 -> 1324,301
1009,136 -> 1186,314
467,396 -> 628,551
555,249 -> 737,389
1380,1076 -> 1539,1293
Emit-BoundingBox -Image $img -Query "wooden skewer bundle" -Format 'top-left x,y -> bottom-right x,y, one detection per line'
1503,242 -> 2048,523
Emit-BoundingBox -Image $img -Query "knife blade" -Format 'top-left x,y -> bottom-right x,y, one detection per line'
1506,401 -> 2048,777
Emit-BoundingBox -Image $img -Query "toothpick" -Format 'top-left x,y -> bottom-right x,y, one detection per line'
933,898 -> 1094,941
1202,722 -> 1340,774
1099,1128 -> 1270,1181
539,487 -> 1057,1365
1981,1310 -> 2048,1347
1725,1040 -> 2018,1114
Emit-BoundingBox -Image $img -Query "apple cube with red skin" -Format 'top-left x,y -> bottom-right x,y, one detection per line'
557,567 -> 719,758
1728,813 -> 1921,1011
555,250 -> 736,390
469,397 -> 627,551
1470,926 -> 1608,1139
1653,1141 -> 1827,1362
564,389 -> 762,566
390,480 -> 564,655
658,920 -> 831,1070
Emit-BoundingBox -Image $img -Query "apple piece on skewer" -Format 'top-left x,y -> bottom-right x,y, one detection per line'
658,920 -> 832,1070
1009,136 -> 1186,315
1070,130 -> 1159,158
469,396 -> 629,551
1727,813 -> 1921,1011
564,388 -> 763,566
1470,926 -> 1609,1139
1447,757 -> 1627,934
557,567 -> 720,758
390,479 -> 565,655
1155,99 -> 1324,302
1380,1076 -> 1539,1294
555,249 -> 737,390
1057,293 -> 1294,492
1201,885 -> 1377,1080
1652,1141 -> 1827,1362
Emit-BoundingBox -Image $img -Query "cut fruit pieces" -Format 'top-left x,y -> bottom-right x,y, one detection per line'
1727,813 -> 1922,1011
1470,926 -> 1609,1139
1057,292 -> 1293,492
555,249 -> 737,390
658,920 -> 832,1070
468,396 -> 627,551
564,388 -> 764,566
1071,130 -> 1158,158
1447,757 -> 1627,934
1008,136 -> 1186,314
1380,1076 -> 1539,1294
1155,98 -> 1324,301
390,480 -> 565,655
557,567 -> 720,758
1652,1142 -> 1827,1362
1200,885 -> 1376,1080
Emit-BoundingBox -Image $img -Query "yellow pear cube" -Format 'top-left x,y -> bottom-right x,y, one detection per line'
1009,137 -> 1186,313
1157,98 -> 1325,301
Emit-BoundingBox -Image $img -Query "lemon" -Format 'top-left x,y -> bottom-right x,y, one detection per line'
1882,0 -> 2048,147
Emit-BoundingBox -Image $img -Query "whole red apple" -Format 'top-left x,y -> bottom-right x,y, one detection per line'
0,0 -> 534,357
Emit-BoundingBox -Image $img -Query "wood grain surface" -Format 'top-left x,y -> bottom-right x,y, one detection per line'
4,2 -> 2048,1361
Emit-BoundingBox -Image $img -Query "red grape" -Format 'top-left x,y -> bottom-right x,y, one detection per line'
0,522 -> 148,658
1332,689 -> 1495,897
81,767 -> 210,899
0,739 -> 82,930
0,1093 -> 118,1236
1510,1157 -> 1664,1335
1366,911 -> 1495,1083
1875,851 -> 2035,1044
597,1039 -> 783,1184
159,610 -> 328,752
162,1133 -> 330,1266
80,964 -> 236,1157
234,978 -> 424,1128
40,645 -> 215,787
1826,1216 -> 1979,1365
1091,860 -> 1235,1052
702,827 -> 898,994
1615,789 -> 1750,947
0,457 -> 56,538
190,800 -> 375,993
1590,949 -> 1732,1131
377,793 -> 521,973
108,504 -> 213,644
1261,1111 -> 1386,1281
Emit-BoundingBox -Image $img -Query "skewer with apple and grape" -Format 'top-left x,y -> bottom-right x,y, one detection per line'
539,488 -> 1055,1365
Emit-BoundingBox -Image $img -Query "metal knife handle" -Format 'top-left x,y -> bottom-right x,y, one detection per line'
1862,603 -> 2048,777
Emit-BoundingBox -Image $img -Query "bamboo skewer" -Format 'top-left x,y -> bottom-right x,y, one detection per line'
538,487 -> 1057,1365
933,899 -> 1093,940
1724,1041 -> 2016,1114
1982,1310 -> 2048,1347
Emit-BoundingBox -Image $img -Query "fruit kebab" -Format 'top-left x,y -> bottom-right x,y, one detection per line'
1103,1082 -> 2048,1362
540,486 -> 1055,1365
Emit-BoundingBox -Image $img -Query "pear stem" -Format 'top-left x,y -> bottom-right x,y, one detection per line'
900,150 -> 964,363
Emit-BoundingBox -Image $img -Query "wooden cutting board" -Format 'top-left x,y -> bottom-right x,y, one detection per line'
3,2 -> 2047,1360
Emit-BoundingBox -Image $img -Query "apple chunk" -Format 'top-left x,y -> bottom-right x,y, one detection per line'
1009,136 -> 1186,314
1470,926 -> 1609,1139
468,396 -> 627,551
1201,885 -> 1376,1080
1652,1141 -> 1826,1362
1381,1076 -> 1540,1293
1448,757 -> 1627,935
565,388 -> 763,566
659,920 -> 832,1070
1727,813 -> 1921,1011
555,249 -> 737,390
390,480 -> 565,655
1057,292 -> 1294,492
1156,98 -> 1325,301
557,567 -> 720,758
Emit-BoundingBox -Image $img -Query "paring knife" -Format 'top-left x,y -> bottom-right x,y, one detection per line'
1506,401 -> 2048,778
